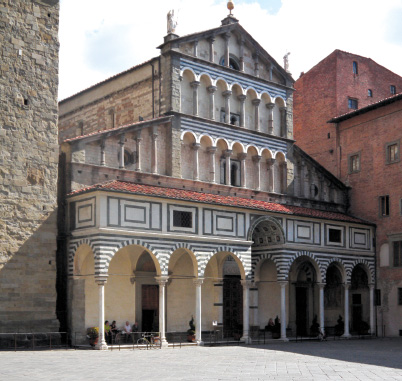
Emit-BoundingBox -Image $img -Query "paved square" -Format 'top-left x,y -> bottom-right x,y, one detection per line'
1,338 -> 402,380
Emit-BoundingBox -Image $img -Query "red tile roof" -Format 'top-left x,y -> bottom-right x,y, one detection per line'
68,180 -> 371,225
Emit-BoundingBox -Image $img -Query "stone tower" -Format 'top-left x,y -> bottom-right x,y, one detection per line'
0,0 -> 60,332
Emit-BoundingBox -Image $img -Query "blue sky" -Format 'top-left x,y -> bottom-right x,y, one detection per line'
59,0 -> 402,100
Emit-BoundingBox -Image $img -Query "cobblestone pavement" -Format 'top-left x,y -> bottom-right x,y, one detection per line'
1,338 -> 402,380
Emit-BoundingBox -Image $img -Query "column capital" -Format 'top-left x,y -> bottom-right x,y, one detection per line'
240,280 -> 252,288
151,132 -> 158,140
344,282 -> 351,290
252,155 -> 261,163
317,282 -> 326,289
369,283 -> 375,290
207,85 -> 217,93
238,152 -> 247,161
190,80 -> 200,89
100,139 -> 106,149
266,102 -> 275,110
192,142 -> 201,150
238,94 -> 247,102
267,158 -> 276,166
252,98 -> 261,106
223,149 -> 232,158
155,276 -> 169,285
207,146 -> 217,154
119,133 -> 125,145
280,106 -> 287,113
208,36 -> 215,43
222,90 -> 232,98
224,31 -> 231,40
278,281 -> 288,288
193,278 -> 204,286
95,275 -> 108,286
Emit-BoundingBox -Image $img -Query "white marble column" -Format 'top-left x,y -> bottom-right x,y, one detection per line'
193,143 -> 200,181
342,283 -> 351,338
207,86 -> 217,120
194,278 -> 204,344
239,37 -> 245,72
267,158 -> 275,193
135,135 -> 142,172
266,103 -> 274,135
369,284 -> 375,335
252,99 -> 261,132
223,90 -> 232,124
95,277 -> 108,350
239,153 -> 247,188
318,283 -> 325,335
238,95 -> 246,127
207,147 -> 217,183
155,276 -> 169,347
241,280 -> 252,343
118,134 -> 125,169
100,140 -> 106,166
279,281 -> 288,341
209,36 -> 215,63
151,129 -> 158,174
193,40 -> 198,57
224,150 -> 232,185
191,81 -> 200,116
253,155 -> 261,191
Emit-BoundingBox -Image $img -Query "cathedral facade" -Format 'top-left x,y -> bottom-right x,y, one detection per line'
59,12 -> 375,348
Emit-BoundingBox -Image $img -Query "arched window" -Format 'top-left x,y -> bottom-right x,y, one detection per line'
220,159 -> 241,186
219,54 -> 240,71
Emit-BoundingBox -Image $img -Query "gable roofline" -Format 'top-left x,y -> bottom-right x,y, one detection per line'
159,21 -> 294,83
327,92 -> 402,123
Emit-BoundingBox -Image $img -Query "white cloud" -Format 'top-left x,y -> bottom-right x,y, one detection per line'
58,0 -> 402,100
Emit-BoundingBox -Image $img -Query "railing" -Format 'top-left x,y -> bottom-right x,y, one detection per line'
0,332 -> 69,351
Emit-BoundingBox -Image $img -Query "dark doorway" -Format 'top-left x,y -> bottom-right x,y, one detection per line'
223,275 -> 243,336
352,293 -> 362,332
296,287 -> 308,336
142,285 -> 159,332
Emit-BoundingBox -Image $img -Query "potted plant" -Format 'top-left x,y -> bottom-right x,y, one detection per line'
187,316 -> 195,342
357,320 -> 370,335
86,327 -> 99,347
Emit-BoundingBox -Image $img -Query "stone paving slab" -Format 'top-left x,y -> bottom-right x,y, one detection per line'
0,338 -> 401,380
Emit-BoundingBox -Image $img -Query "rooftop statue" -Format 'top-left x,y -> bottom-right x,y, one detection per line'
167,9 -> 178,34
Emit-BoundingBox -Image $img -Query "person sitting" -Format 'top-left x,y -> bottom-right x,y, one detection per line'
310,315 -> 320,337
265,318 -> 275,332
123,321 -> 132,342
104,320 -> 112,344
132,321 -> 139,342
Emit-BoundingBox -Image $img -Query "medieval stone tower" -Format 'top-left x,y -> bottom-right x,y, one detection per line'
0,0 -> 60,332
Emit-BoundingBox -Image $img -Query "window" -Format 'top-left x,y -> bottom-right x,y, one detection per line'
219,55 -> 240,71
379,195 -> 390,217
220,159 -> 241,187
353,61 -> 358,75
348,98 -> 358,109
391,85 -> 396,95
329,228 -> 342,243
349,153 -> 360,173
398,288 -> 402,305
386,141 -> 400,164
368,89 -> 373,97
394,241 -> 402,267
220,109 -> 240,126
173,210 -> 192,228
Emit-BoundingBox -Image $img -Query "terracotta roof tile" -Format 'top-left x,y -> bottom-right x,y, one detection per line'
68,180 -> 370,224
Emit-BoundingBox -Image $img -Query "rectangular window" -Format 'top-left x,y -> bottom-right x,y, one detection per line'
386,141 -> 400,164
398,288 -> 402,305
391,85 -> 396,95
349,153 -> 360,173
173,210 -> 192,228
379,195 -> 390,217
328,228 -> 342,243
368,89 -> 373,97
394,241 -> 402,267
375,289 -> 381,306
348,98 -> 358,109
353,61 -> 358,75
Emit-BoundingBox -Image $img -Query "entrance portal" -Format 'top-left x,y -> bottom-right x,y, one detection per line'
296,287 -> 308,336
141,285 -> 159,332
223,275 -> 242,336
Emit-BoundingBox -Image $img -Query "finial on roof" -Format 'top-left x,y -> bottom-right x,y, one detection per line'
227,1 -> 234,15
283,52 -> 291,73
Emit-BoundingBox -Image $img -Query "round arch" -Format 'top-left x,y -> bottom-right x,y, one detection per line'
247,215 -> 285,242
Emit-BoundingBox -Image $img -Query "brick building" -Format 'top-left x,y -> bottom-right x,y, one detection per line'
294,49 -> 402,176
0,0 -> 60,334
59,9 -> 376,349
328,94 -> 402,337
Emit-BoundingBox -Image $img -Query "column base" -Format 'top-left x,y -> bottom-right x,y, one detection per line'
196,340 -> 204,346
160,339 -> 169,348
279,337 -> 289,342
341,333 -> 351,339
95,340 -> 108,350
240,336 -> 252,344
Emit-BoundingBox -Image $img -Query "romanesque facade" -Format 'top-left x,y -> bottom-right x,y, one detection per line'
0,0 -> 60,333
59,12 -> 376,348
